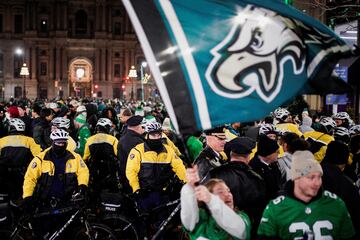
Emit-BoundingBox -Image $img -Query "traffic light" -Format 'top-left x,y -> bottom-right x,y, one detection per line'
121,84 -> 125,90
94,84 -> 98,89
284,0 -> 293,5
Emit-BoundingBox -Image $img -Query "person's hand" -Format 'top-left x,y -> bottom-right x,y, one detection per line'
72,184 -> 88,203
134,189 -> 142,199
21,196 -> 34,216
194,185 -> 211,204
186,165 -> 200,188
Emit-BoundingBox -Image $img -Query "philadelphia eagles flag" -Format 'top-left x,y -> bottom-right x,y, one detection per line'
122,0 -> 353,135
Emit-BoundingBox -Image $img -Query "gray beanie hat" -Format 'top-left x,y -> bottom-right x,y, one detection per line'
291,150 -> 323,180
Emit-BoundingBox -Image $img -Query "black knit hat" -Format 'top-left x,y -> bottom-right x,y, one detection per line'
257,135 -> 279,157
127,115 -> 143,127
323,141 -> 349,165
228,137 -> 256,155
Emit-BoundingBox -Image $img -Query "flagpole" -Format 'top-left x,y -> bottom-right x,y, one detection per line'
356,14 -> 360,123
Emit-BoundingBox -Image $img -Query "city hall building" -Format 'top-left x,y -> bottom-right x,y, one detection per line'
0,0 -> 155,100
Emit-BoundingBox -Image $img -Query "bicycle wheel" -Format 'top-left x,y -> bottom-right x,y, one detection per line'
7,229 -> 27,240
72,223 -> 117,240
102,215 -> 139,240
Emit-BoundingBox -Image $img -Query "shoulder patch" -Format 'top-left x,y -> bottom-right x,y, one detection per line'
80,159 -> 86,168
129,153 -> 135,160
31,162 -> 37,169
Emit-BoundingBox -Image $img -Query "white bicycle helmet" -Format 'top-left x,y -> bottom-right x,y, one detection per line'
334,127 -> 350,143
259,123 -> 277,135
333,112 -> 351,121
51,117 -> 70,129
334,127 -> 350,138
273,108 -> 290,121
50,129 -> 69,141
145,122 -> 162,133
96,118 -> 113,128
319,117 -> 336,134
9,118 -> 26,132
349,125 -> 360,136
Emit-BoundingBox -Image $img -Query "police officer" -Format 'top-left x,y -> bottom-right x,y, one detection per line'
0,118 -> 41,201
193,127 -> 227,180
23,129 -> 89,208
83,118 -> 119,192
126,121 -> 186,227
22,129 -> 89,238
117,115 -> 145,193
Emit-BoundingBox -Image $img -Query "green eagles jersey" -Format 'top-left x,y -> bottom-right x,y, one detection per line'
76,124 -> 91,157
257,190 -> 355,239
186,208 -> 251,240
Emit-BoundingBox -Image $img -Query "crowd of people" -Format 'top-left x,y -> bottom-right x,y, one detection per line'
0,96 -> 359,239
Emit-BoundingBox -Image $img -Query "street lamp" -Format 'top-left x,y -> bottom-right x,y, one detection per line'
140,61 -> 147,101
15,48 -> 23,56
128,65 -> 137,100
15,48 -> 26,98
20,63 -> 29,99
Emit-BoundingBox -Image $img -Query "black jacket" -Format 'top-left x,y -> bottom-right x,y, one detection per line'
20,115 -> 32,137
119,123 -> 128,138
321,162 -> 360,238
209,161 -> 267,233
32,118 -> 52,150
118,129 -> 144,191
193,146 -> 226,181
249,155 -> 282,202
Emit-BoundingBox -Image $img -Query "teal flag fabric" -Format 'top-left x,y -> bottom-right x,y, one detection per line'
122,0 -> 352,135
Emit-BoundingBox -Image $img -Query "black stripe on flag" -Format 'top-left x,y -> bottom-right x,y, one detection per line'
130,0 -> 199,136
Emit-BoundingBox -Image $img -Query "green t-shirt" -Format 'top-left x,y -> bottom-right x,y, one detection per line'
257,190 -> 355,239
186,208 -> 251,240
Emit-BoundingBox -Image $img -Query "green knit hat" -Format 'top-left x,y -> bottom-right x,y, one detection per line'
75,113 -> 87,124
135,107 -> 144,117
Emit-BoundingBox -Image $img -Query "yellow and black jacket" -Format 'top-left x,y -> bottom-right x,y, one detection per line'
0,134 -> 42,199
67,136 -> 77,152
126,142 -> 186,193
82,133 -> 119,189
304,131 -> 334,162
276,123 -> 303,137
23,148 -> 89,199
83,133 -> 118,161
163,134 -> 182,157
0,134 -> 42,169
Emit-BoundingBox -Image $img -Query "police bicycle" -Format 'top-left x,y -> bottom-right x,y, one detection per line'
8,194 -> 117,240
97,189 -> 186,240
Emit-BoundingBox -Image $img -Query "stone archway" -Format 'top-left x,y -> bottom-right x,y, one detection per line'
68,57 -> 93,98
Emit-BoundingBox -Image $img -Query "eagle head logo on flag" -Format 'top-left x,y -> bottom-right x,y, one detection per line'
206,5 -> 307,103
